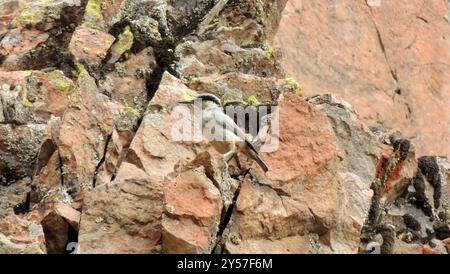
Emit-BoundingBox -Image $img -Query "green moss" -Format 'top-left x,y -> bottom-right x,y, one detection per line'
285,77 -> 303,96
246,95 -> 260,106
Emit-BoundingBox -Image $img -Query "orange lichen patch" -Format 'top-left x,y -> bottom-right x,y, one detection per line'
389,162 -> 403,181
375,147 -> 407,195
375,154 -> 390,180
382,160 -> 405,195
421,245 -> 444,254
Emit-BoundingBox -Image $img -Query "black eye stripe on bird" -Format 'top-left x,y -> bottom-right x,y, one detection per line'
177,93 -> 268,172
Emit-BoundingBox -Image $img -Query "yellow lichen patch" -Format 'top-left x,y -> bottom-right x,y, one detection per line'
114,62 -> 127,76
122,106 -> 140,117
181,89 -> 198,101
11,0 -> 61,27
75,61 -> 88,76
223,99 -> 246,107
186,76 -> 200,85
149,27 -> 160,34
48,70 -> 74,94
111,26 -> 134,59
11,11 -> 42,27
246,95 -> 260,106
22,89 -> 33,108
263,46 -> 275,59
84,0 -> 103,27
285,77 -> 303,96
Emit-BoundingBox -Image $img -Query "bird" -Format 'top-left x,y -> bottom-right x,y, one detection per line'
178,93 -> 268,172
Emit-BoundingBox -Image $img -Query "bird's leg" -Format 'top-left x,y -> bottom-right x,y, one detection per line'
222,149 -> 236,171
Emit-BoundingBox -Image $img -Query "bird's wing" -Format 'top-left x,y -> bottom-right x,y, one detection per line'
212,112 -> 259,154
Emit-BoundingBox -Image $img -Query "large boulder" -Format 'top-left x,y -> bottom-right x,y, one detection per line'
220,93 -> 377,254
0,214 -> 46,254
273,0 -> 450,157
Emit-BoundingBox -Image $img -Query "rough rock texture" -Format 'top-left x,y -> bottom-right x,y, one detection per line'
273,0 -> 450,158
0,214 -> 47,254
0,0 -> 448,254
218,93 -> 378,254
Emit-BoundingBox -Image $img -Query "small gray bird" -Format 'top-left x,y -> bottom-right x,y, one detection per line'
178,93 -> 268,172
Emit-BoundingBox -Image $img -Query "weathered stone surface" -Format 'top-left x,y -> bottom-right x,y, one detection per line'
78,162 -> 164,253
273,0 -> 450,157
68,26 -> 115,68
162,168 -> 223,254
29,150 -> 63,210
361,142 -> 450,254
221,93 -> 374,254
205,0 -> 288,45
0,0 -> 29,38
57,72 -> 116,197
0,123 -> 46,180
0,214 -> 46,254
0,70 -> 74,124
307,94 -> 382,182
99,47 -> 157,109
78,72 -> 236,253
0,29 -> 49,69
393,241 -> 422,254
41,210 -> 69,254
93,127 -> 131,186
77,73 -> 196,253
0,178 -> 31,218
55,202 -> 81,231
0,0 -> 447,255
0,0 -> 85,70
176,39 -> 285,79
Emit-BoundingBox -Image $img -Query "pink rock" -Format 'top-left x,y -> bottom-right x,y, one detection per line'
162,168 -> 223,254
69,27 -> 115,68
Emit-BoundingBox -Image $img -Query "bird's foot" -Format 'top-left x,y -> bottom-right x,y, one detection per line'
222,158 -> 229,173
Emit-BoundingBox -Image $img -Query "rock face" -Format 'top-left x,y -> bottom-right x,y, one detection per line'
218,93 -> 378,254
0,0 -> 448,254
0,214 -> 47,254
273,0 -> 450,158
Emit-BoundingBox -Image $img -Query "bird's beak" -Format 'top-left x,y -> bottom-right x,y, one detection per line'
177,99 -> 194,104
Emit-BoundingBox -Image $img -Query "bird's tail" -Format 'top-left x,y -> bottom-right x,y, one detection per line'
251,153 -> 269,172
